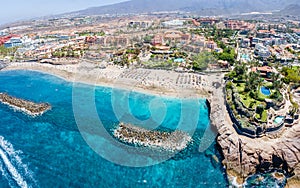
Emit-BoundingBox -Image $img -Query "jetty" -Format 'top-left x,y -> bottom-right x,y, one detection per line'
113,122 -> 192,151
0,93 -> 51,116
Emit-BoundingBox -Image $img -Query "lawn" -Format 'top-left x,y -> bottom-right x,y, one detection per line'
255,110 -> 268,123
142,61 -> 173,68
239,92 -> 262,109
264,82 -> 273,88
257,90 -> 269,101
239,93 -> 251,106
261,110 -> 268,122
232,83 -> 265,109
235,83 -> 245,93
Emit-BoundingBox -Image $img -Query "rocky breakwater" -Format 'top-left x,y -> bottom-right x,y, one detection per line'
0,93 -> 51,116
113,123 -> 192,151
209,79 -> 300,187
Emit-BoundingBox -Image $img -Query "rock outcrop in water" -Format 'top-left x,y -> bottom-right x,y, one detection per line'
209,76 -> 300,187
0,93 -> 51,116
113,123 -> 192,151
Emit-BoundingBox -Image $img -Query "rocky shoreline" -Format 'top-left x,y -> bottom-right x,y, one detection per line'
0,93 -> 51,116
113,123 -> 192,151
3,63 -> 299,186
208,76 -> 300,187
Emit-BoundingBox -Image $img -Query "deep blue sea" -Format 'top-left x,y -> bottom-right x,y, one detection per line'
0,70 -> 229,188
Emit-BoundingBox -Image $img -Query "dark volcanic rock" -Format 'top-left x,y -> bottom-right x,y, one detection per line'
0,93 -> 51,116
113,122 -> 192,151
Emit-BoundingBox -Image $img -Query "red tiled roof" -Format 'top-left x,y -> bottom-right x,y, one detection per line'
251,66 -> 273,73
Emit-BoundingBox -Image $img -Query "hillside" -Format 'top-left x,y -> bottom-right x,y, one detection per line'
279,4 -> 300,16
71,0 -> 300,16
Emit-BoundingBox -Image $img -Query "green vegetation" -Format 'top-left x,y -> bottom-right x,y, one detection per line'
0,45 -> 19,57
189,28 -> 204,35
213,44 -> 236,64
227,63 -> 247,80
281,67 -> 300,84
143,35 -> 154,43
141,60 -> 173,69
212,28 -> 236,40
255,109 -> 268,122
76,31 -> 105,36
126,48 -> 140,55
226,62 -> 286,128
288,87 -> 299,116
192,51 -> 216,71
170,51 -> 187,58
114,54 -> 130,67
52,46 -> 84,58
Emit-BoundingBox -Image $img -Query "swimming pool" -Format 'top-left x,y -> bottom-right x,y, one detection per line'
274,116 -> 285,124
174,58 -> 185,63
241,54 -> 250,61
242,54 -> 249,59
261,86 -> 271,96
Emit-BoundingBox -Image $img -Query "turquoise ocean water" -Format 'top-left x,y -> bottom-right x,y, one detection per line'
0,70 -> 229,188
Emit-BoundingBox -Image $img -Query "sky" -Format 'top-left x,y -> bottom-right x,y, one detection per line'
0,0 -> 128,25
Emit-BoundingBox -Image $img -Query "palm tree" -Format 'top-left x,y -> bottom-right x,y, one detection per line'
256,77 -> 264,95
270,73 -> 282,89
273,80 -> 283,90
270,72 -> 279,82
245,71 -> 260,91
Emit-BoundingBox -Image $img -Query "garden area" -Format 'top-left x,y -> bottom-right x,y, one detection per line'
51,45 -> 86,58
225,64 -> 285,135
0,45 -> 19,60
140,60 -> 175,69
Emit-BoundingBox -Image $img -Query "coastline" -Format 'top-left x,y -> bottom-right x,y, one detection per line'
4,62 -> 300,187
2,62 -> 233,183
2,62 -> 212,99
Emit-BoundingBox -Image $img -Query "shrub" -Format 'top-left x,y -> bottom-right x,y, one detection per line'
249,91 -> 256,99
256,105 -> 264,116
249,101 -> 255,109
226,81 -> 233,89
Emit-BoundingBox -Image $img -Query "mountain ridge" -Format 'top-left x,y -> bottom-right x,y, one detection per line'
279,4 -> 300,16
69,0 -> 300,16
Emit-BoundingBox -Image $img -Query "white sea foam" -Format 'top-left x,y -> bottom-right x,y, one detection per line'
229,175 -> 246,188
0,147 -> 28,188
0,100 -> 50,117
0,136 -> 37,188
0,160 -> 15,187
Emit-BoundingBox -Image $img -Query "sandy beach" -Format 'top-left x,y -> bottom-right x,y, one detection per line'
2,62 -> 213,99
